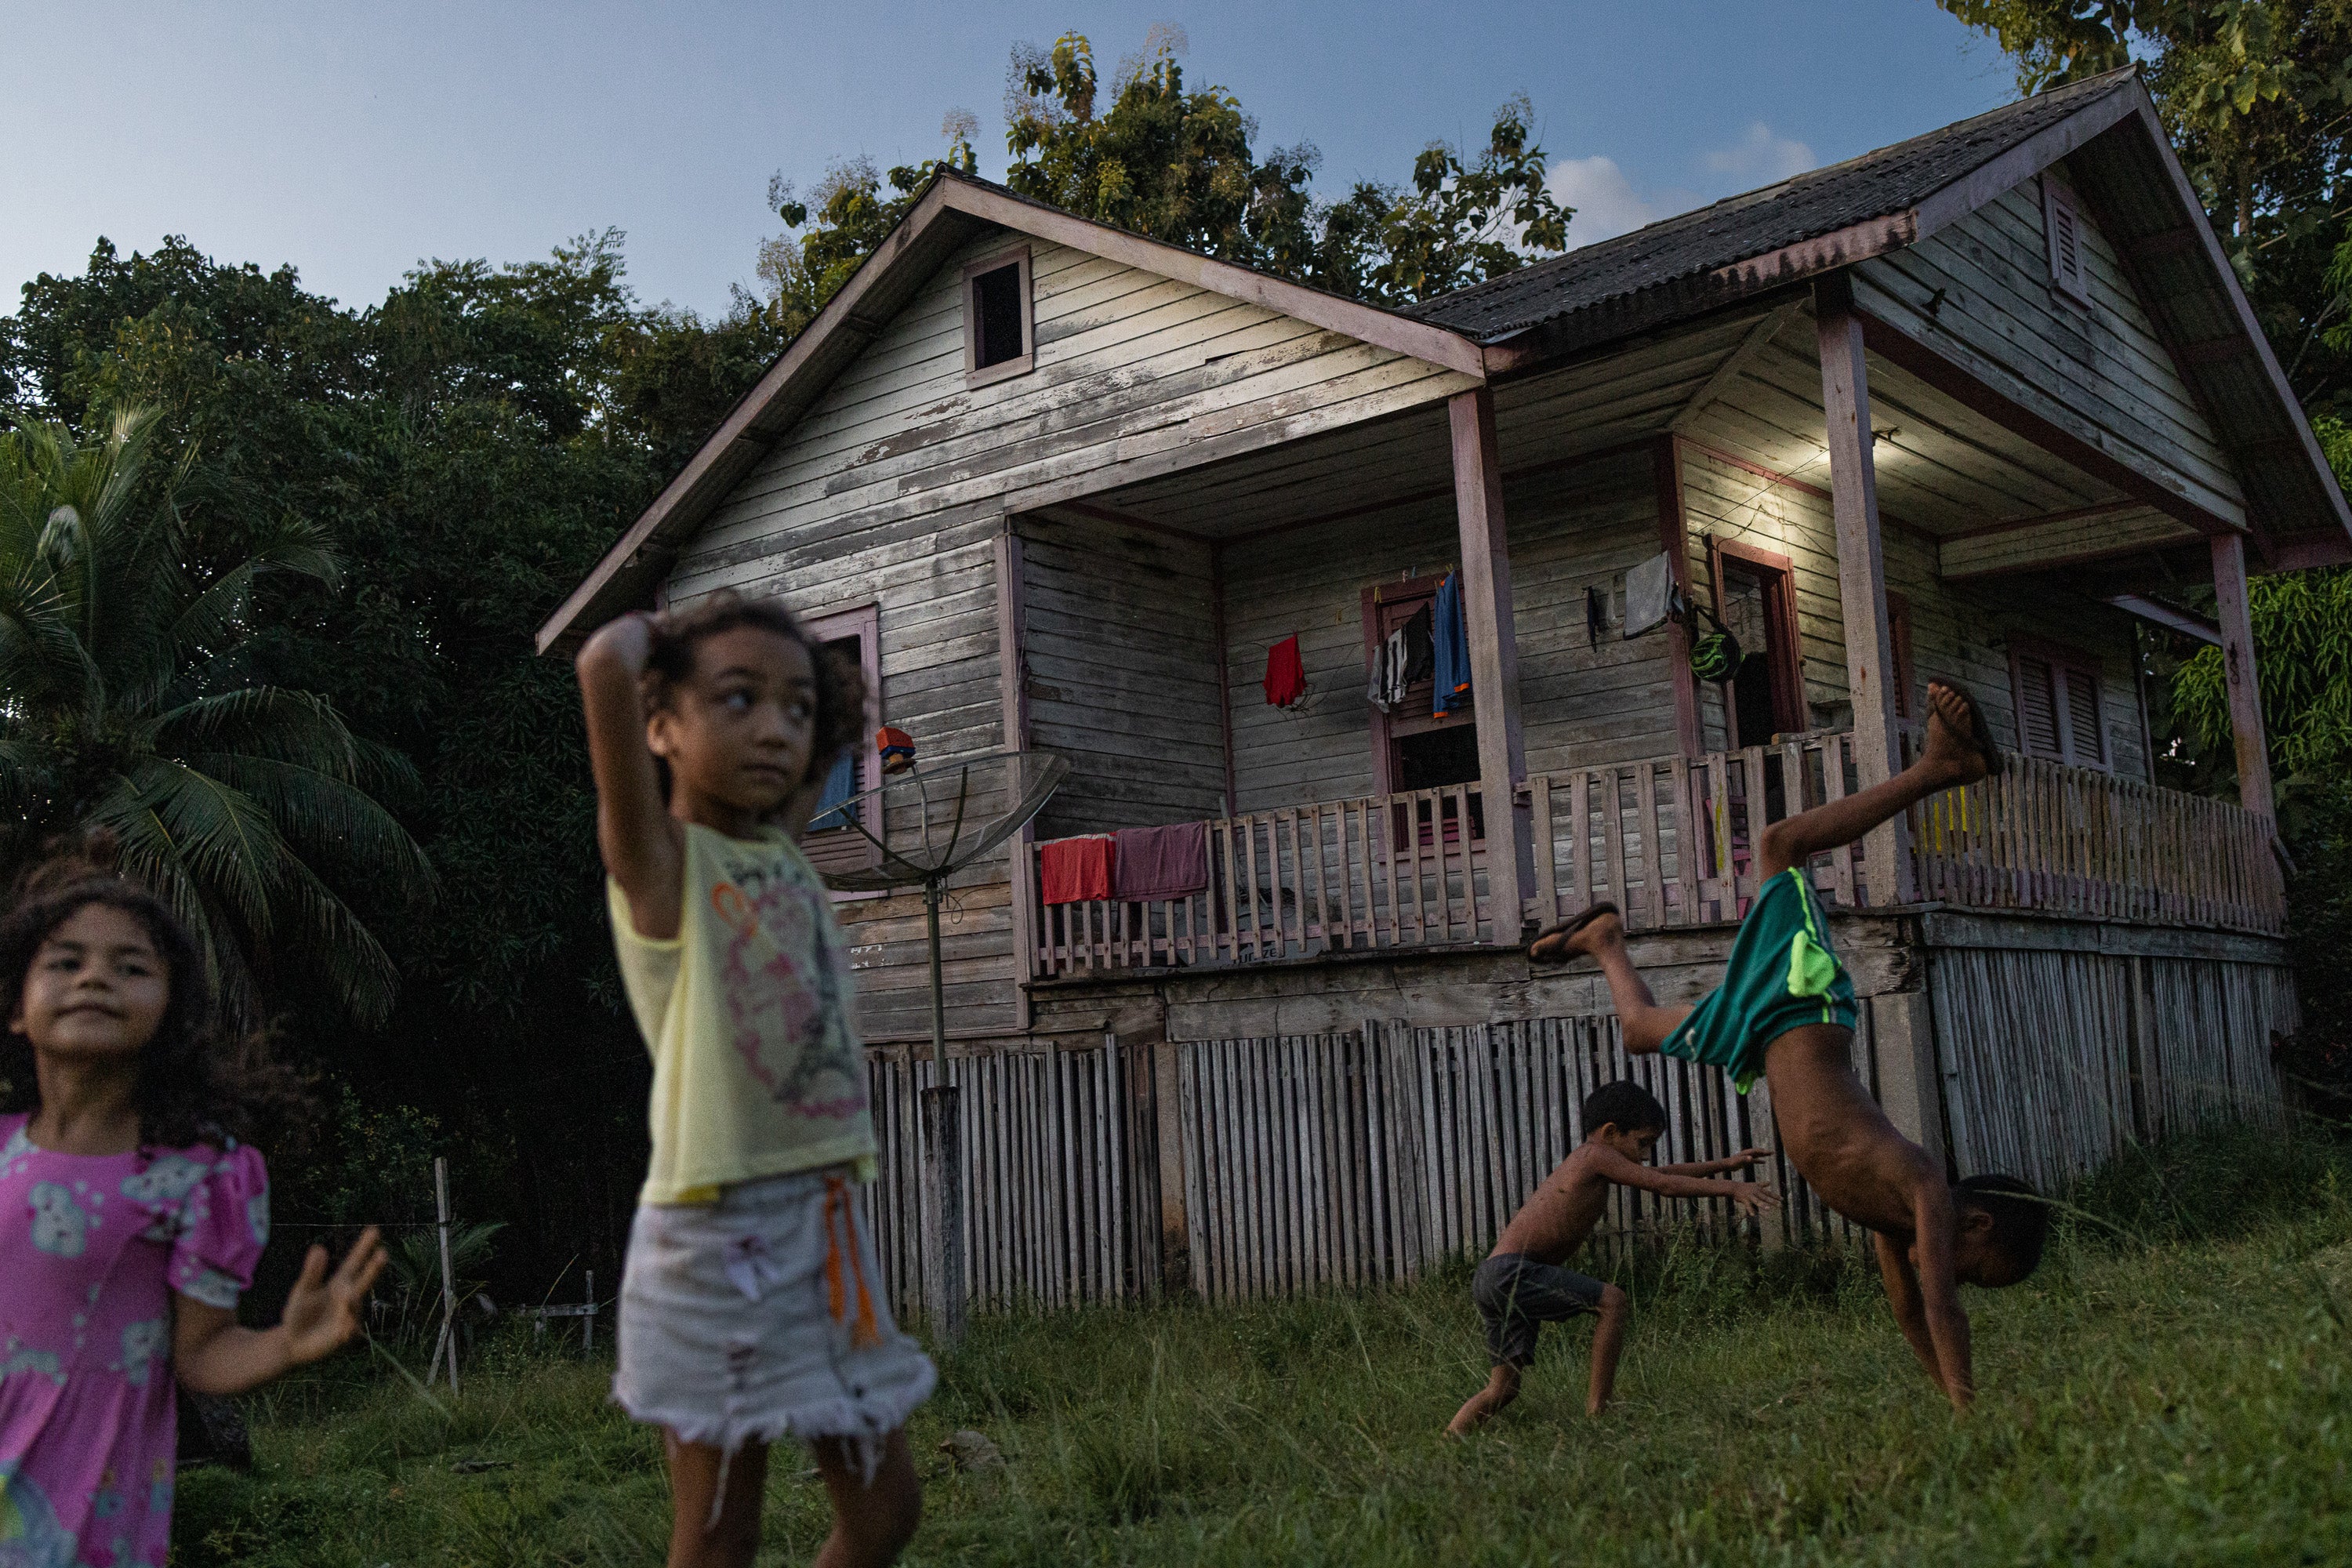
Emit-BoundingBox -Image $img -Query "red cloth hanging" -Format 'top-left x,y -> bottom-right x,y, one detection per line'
1263,635 -> 1306,707
1040,836 -> 1115,904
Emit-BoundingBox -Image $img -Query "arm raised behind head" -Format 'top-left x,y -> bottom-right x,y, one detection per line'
1583,1143 -> 1777,1214
577,613 -> 686,941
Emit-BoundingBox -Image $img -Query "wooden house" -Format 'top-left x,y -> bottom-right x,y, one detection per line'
543,68 -> 2349,1313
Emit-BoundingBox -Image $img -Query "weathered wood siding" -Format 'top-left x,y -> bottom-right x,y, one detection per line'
1678,447 -> 2151,780
1019,510 -> 1225,837
1217,452 -> 1683,812
1856,170 -> 2245,528
658,226 -> 1470,1038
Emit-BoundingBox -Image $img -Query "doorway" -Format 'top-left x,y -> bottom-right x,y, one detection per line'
1707,538 -> 1806,750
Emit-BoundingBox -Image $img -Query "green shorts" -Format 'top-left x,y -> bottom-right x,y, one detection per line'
1661,868 -> 1856,1091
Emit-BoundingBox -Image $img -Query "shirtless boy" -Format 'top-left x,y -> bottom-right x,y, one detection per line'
1446,1079 -> 1775,1435
1531,680 -> 2048,1411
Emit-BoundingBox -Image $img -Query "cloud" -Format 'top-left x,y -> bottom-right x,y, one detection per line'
1548,122 -> 1821,250
1548,155 -> 1695,247
1703,122 -> 1818,185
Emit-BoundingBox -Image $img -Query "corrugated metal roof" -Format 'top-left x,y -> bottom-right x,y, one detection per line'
1406,70 -> 2137,343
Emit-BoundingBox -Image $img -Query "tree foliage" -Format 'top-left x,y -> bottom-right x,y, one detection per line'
0,234 -> 786,1285
0,407 -> 430,1022
755,27 -> 1573,329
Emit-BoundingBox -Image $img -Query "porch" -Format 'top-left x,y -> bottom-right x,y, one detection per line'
993,252 -> 2296,1017
1019,731 -> 2287,981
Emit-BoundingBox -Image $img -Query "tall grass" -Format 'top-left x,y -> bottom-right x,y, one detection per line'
178,1122 -> 2352,1566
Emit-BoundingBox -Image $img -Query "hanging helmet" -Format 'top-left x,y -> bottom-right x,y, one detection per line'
1690,630 -> 1743,684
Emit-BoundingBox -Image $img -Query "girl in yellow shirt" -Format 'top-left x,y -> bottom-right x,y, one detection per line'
576,591 -> 931,1568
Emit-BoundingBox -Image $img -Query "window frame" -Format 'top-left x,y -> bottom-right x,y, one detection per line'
1362,575 -> 1477,797
1362,575 -> 1483,850
2042,174 -> 2092,309
798,601 -> 884,876
1707,536 -> 1807,745
2006,633 -> 2111,772
962,245 -> 1036,389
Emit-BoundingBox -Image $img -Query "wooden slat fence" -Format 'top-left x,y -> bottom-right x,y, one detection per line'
1929,946 -> 2295,1195
862,1014 -> 1893,1322
1203,1018 -> 1846,1298
862,1035 -> 1160,1322
1030,782 -> 1491,976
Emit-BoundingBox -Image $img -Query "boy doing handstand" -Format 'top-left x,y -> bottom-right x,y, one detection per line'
1447,1080 -> 1776,1435
1531,681 -> 2048,1411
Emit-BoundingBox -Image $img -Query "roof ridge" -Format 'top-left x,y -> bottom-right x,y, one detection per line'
1408,66 -> 2140,326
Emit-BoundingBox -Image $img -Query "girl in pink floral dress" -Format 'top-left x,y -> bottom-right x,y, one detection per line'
0,844 -> 387,1567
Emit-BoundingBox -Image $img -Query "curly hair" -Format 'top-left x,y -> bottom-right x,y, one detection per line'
639,591 -> 869,790
0,834 -> 307,1149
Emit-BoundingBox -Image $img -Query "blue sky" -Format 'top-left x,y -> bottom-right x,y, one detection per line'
4,2 -> 2021,318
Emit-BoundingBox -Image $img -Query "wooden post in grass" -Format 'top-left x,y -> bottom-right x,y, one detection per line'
434,1156 -> 460,1393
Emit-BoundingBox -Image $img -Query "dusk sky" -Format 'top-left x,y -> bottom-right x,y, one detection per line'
5,2 -> 2022,318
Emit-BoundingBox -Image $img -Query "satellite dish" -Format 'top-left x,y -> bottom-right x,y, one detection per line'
817,749 -> 1068,895
813,748 -> 1065,1345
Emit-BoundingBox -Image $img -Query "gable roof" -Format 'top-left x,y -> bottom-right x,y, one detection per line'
535,172 -> 1485,650
1407,70 -> 2143,345
540,69 -> 2347,652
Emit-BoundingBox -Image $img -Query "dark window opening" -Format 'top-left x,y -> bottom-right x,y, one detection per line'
1712,548 -> 1803,749
806,634 -> 866,833
1397,725 -> 1480,792
1731,652 -> 1779,755
972,263 -> 1025,368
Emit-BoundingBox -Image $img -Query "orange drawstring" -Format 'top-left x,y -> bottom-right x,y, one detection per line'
822,1175 -> 882,1348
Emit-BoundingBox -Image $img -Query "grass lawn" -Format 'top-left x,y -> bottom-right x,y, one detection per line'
177,1125 -> 2352,1566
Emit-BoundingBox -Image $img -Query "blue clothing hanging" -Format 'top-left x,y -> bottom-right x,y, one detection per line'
1433,572 -> 1472,717
808,750 -> 860,832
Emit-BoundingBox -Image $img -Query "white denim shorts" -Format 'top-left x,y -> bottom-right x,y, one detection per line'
614,1165 -> 935,1473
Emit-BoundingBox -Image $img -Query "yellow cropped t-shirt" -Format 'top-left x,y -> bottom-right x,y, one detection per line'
610,824 -> 877,1205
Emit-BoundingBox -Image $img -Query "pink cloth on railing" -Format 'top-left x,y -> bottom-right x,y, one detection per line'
1111,822 -> 1210,902
1040,836 -> 1114,904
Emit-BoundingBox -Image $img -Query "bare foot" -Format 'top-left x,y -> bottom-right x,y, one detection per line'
1530,904 -> 1622,965
1918,681 -> 1994,788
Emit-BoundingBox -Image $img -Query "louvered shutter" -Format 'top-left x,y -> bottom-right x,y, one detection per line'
2062,667 -> 2106,768
2015,653 -> 2063,759
2043,177 -> 2091,305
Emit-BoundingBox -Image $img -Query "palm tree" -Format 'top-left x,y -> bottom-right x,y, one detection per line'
0,406 -> 431,1022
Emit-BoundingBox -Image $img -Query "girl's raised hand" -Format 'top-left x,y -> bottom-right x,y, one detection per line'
281,1226 -> 389,1366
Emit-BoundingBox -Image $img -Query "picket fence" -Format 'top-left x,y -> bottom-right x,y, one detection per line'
855,1018 -> 1880,1322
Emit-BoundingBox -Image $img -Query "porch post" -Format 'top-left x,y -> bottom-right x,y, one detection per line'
2209,532 -> 2275,818
1447,386 -> 1533,939
1651,436 -> 1704,758
994,522 -> 1037,1029
1813,274 -> 1915,905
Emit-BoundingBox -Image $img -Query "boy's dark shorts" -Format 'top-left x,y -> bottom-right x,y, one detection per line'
1472,1254 -> 1608,1367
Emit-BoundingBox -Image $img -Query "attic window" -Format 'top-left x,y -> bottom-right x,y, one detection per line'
964,246 -> 1035,387
2042,176 -> 2092,307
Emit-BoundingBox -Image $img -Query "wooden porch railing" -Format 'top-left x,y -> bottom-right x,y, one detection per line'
1029,782 -> 1493,977
1910,753 -> 2284,933
1526,731 -> 1871,933
1029,737 -> 2285,981
1516,731 -> 2286,938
